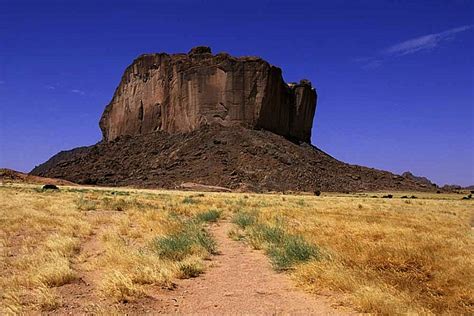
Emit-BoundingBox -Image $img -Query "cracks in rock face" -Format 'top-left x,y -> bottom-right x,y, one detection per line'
138,101 -> 144,134
138,101 -> 144,121
154,102 -> 162,131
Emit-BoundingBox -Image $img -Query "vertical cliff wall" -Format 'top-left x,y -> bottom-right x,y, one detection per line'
99,46 -> 317,143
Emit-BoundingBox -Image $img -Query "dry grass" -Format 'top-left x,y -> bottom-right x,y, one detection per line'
0,186 -> 91,313
228,192 -> 474,314
1,184 -> 472,314
0,185 -> 218,312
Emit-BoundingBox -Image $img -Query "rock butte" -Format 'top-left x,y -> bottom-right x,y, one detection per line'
31,47 -> 437,192
99,46 -> 317,143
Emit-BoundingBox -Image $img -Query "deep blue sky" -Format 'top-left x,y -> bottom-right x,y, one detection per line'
0,0 -> 473,186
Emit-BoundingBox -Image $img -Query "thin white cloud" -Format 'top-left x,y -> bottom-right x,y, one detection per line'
356,25 -> 473,69
46,85 -> 56,90
70,89 -> 85,95
384,25 -> 473,56
361,59 -> 383,70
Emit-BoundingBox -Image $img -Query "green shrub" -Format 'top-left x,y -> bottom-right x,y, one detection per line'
109,190 -> 130,196
267,235 -> 318,271
232,211 -> 256,229
152,233 -> 193,261
296,199 -> 306,206
196,209 -> 221,222
249,224 -> 285,249
234,217 -> 319,271
151,222 -> 217,261
182,196 -> 198,204
192,226 -> 217,255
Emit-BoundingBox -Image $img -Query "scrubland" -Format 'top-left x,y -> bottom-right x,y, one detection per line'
0,185 -> 219,313
0,184 -> 472,314
229,192 -> 473,314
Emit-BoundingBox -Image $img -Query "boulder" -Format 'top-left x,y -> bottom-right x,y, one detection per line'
42,184 -> 59,190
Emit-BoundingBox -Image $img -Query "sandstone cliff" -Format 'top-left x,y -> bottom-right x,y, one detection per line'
99,46 -> 317,143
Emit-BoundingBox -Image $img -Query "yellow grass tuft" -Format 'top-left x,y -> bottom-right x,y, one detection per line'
175,255 -> 206,278
35,252 -> 77,287
44,234 -> 81,256
99,270 -> 145,302
1,290 -> 23,315
34,285 -> 62,311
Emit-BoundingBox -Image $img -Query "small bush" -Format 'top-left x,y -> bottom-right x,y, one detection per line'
232,211 -> 256,229
196,209 -> 221,222
152,222 -> 217,261
153,233 -> 193,261
296,199 -> 306,206
243,221 -> 319,271
176,256 -> 205,278
193,226 -> 218,255
314,190 -> 321,196
382,194 -> 393,199
182,196 -> 198,204
249,224 -> 285,249
110,190 -> 130,196
267,235 -> 318,271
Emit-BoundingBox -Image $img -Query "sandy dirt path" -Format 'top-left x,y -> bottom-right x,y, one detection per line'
148,221 -> 349,315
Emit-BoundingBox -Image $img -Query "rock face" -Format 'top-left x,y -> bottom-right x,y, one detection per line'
99,46 -> 317,143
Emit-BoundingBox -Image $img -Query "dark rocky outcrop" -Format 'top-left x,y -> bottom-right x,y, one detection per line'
31,125 -> 435,192
99,46 -> 317,143
402,172 -> 437,189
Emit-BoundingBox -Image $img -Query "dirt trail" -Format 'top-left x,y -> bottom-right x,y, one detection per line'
150,221 -> 349,315
51,214 -> 114,314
